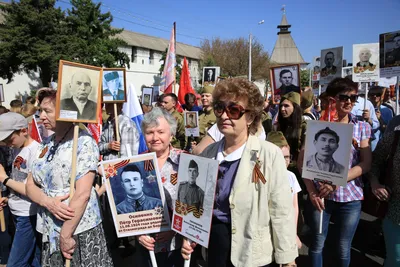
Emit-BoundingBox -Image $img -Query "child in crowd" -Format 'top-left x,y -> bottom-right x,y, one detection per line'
267,131 -> 302,249
0,112 -> 41,266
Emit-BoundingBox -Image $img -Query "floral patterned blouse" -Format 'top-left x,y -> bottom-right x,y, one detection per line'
148,147 -> 185,253
31,131 -> 102,255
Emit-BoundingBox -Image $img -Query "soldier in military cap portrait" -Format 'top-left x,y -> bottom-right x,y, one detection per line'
116,163 -> 162,214
177,159 -> 204,212
305,127 -> 345,175
103,71 -> 125,101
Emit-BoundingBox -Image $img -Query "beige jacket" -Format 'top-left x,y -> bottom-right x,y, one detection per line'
201,135 -> 298,266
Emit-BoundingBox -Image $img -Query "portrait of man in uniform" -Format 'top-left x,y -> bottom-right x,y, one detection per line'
321,52 -> 338,77
305,127 -> 345,175
60,71 -> 97,121
385,34 -> 400,66
177,160 -> 204,211
275,69 -> 300,95
356,48 -> 375,67
116,163 -> 162,214
102,70 -> 125,102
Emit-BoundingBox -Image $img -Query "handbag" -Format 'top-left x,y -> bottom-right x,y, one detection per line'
362,130 -> 400,218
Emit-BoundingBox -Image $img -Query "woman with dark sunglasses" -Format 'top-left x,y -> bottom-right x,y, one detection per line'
181,78 -> 298,267
302,78 -> 372,267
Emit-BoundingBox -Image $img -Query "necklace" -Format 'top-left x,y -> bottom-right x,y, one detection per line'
46,125 -> 74,162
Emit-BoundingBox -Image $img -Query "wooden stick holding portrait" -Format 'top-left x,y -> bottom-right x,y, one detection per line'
65,123 -> 80,267
113,104 -> 120,142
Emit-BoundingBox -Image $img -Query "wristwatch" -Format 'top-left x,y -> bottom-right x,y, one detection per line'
3,177 -> 10,186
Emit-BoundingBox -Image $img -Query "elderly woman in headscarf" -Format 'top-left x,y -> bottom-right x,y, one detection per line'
181,78 -> 298,267
25,88 -> 113,266
135,107 -> 185,267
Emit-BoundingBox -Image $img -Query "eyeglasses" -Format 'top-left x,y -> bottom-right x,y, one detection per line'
213,101 -> 249,120
337,94 -> 358,103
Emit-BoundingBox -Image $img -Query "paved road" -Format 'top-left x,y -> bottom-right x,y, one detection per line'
109,212 -> 385,267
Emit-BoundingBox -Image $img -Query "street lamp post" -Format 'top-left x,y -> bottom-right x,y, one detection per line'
249,20 -> 264,81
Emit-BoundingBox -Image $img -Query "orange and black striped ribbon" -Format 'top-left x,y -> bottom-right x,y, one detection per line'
144,160 -> 155,172
252,162 -> 266,184
170,173 -> 178,185
175,200 -> 204,218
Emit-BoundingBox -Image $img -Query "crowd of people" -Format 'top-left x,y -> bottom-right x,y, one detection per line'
0,76 -> 399,267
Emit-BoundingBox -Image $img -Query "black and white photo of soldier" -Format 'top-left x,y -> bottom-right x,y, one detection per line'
356,48 -> 375,67
60,71 -> 97,121
276,69 -> 300,95
116,163 -> 162,214
385,34 -> 400,66
203,68 -> 216,83
177,160 -> 204,211
305,127 -> 345,175
321,51 -> 338,77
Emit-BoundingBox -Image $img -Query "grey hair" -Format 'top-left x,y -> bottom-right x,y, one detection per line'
141,107 -> 177,136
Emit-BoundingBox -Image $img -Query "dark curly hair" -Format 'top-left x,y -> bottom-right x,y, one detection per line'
213,78 -> 263,135
325,78 -> 358,97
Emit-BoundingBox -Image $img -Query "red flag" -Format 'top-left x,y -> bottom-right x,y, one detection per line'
160,25 -> 176,93
178,57 -> 195,105
87,109 -> 102,144
30,118 -> 42,143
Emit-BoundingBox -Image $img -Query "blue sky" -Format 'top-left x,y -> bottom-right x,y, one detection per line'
28,0 -> 400,65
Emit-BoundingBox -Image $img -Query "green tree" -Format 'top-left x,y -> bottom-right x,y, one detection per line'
0,0 -> 68,86
159,48 -> 182,84
300,69 -> 311,88
65,0 -> 129,69
200,37 -> 270,80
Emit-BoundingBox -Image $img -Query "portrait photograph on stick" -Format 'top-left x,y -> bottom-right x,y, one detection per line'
380,30 -> 400,77
302,120 -> 353,187
172,154 -> 218,247
184,111 -> 199,137
141,87 -> 154,106
271,64 -> 301,97
352,43 -> 379,82
312,56 -> 321,82
320,47 -> 343,86
202,66 -> 220,86
56,60 -> 102,123
102,68 -> 126,103
100,153 -> 171,238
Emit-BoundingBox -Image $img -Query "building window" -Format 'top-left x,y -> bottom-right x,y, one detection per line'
149,50 -> 155,65
131,47 -> 137,63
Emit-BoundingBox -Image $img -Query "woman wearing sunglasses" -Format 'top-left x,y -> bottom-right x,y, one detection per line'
303,78 -> 372,267
181,78 -> 298,267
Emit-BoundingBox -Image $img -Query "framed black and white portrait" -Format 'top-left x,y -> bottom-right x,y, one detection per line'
102,68 -> 127,103
184,111 -> 199,137
320,47 -> 343,86
56,60 -> 102,124
352,43 -> 379,82
271,64 -> 300,97
171,154 -> 218,248
100,153 -> 171,237
380,30 -> 400,78
302,120 -> 353,187
202,67 -> 220,86
141,87 -> 154,106
342,66 -> 353,79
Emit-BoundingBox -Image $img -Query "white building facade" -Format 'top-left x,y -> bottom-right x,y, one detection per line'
0,28 -> 202,107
